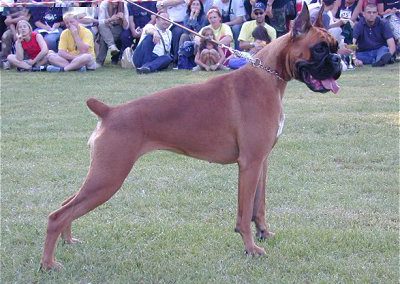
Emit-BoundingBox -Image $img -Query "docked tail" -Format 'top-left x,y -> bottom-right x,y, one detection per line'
86,98 -> 110,118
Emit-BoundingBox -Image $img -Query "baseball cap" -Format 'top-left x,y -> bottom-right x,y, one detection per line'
253,2 -> 266,12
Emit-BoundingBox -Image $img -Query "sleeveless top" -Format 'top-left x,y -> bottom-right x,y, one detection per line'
21,32 -> 41,60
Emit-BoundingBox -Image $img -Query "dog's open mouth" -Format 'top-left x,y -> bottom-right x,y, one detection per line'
303,71 -> 340,94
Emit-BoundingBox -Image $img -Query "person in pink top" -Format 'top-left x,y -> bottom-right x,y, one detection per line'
7,20 -> 48,71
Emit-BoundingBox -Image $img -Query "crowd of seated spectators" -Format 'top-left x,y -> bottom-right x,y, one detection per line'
0,0 -> 398,73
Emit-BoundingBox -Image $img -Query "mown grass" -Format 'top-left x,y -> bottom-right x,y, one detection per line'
1,63 -> 399,283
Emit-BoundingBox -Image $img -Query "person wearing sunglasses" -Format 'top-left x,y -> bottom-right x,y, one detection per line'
238,2 -> 276,51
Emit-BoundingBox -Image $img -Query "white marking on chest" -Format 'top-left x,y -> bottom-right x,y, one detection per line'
277,112 -> 285,138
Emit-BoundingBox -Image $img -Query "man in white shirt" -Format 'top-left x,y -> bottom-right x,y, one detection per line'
213,0 -> 246,48
133,12 -> 173,74
156,0 -> 187,64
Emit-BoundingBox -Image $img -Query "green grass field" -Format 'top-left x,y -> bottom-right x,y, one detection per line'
1,64 -> 399,283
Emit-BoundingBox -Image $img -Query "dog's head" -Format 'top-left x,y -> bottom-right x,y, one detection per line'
285,4 -> 342,93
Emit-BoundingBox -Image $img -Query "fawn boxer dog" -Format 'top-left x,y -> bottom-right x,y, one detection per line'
40,5 -> 341,270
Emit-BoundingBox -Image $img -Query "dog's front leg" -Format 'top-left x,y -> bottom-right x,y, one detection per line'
235,159 -> 266,255
252,160 -> 275,240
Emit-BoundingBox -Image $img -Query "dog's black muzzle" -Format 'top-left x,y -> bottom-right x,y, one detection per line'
295,41 -> 342,93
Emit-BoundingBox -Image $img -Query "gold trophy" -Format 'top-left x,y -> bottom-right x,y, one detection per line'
347,44 -> 357,70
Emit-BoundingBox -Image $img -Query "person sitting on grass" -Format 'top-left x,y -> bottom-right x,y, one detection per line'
228,25 -> 271,69
352,4 -> 396,67
193,27 -> 227,71
46,12 -> 97,72
132,12 -> 173,74
7,20 -> 48,72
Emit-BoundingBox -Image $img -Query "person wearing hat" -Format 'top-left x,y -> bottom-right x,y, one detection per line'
238,2 -> 276,51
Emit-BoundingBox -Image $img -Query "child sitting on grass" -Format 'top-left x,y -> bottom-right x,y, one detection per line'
228,25 -> 271,70
193,27 -> 228,71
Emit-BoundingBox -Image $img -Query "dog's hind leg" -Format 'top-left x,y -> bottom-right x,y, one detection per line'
235,157 -> 266,255
41,134 -> 140,271
58,193 -> 81,244
252,160 -> 275,240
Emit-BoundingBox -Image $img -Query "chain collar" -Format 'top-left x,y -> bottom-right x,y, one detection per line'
229,48 -> 287,82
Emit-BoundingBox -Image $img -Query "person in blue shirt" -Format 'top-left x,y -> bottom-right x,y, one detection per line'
352,4 -> 396,67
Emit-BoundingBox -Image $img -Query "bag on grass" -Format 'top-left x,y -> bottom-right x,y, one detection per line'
121,47 -> 135,69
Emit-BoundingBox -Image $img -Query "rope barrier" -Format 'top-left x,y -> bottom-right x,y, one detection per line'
0,0 -> 156,7
123,0 -> 236,53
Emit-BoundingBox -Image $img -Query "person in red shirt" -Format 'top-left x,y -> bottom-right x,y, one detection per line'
7,20 -> 48,71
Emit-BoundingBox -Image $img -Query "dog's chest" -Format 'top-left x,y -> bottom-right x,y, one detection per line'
276,112 -> 285,138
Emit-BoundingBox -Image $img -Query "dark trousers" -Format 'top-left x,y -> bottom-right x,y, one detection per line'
170,24 -> 184,63
132,35 -> 172,72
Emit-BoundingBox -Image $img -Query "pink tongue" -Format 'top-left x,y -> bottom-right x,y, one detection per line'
321,78 -> 340,94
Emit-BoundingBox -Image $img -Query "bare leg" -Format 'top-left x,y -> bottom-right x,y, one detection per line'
7,54 -> 33,70
64,54 -> 93,71
47,51 -> 69,68
208,49 -> 220,65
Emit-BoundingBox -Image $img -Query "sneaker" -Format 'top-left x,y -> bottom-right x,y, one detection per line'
218,65 -> 230,71
109,44 -> 120,56
31,66 -> 46,72
46,65 -> 62,72
16,67 -> 29,72
192,65 -> 201,71
78,66 -> 87,72
372,52 -> 392,67
136,66 -> 151,74
2,60 -> 10,70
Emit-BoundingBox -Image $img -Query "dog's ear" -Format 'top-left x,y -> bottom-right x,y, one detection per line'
292,3 -> 312,38
313,4 -> 325,27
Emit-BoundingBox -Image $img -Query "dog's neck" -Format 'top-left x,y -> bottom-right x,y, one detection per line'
255,34 -> 294,83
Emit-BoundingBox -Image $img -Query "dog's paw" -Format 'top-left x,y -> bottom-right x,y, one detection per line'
244,244 -> 266,256
256,230 -> 275,241
62,237 -> 82,245
39,260 -> 64,272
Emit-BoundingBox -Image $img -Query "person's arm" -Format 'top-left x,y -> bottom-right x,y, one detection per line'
4,13 -> 30,26
57,31 -> 77,61
35,20 -> 52,31
72,26 -> 90,54
144,24 -> 162,44
156,0 -> 185,10
387,37 -> 396,55
121,3 -> 129,30
219,35 -> 233,46
239,40 -> 255,51
266,0 -> 274,18
216,45 -> 226,65
14,37 -> 24,61
58,49 -> 76,61
30,33 -> 48,65
225,16 -> 244,26
351,0 -> 362,22
332,0 -> 340,19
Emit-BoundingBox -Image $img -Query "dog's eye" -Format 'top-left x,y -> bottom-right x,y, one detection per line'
314,45 -> 326,53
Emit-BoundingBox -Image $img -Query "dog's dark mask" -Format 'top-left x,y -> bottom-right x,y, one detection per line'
296,41 -> 342,93
291,4 -> 342,94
